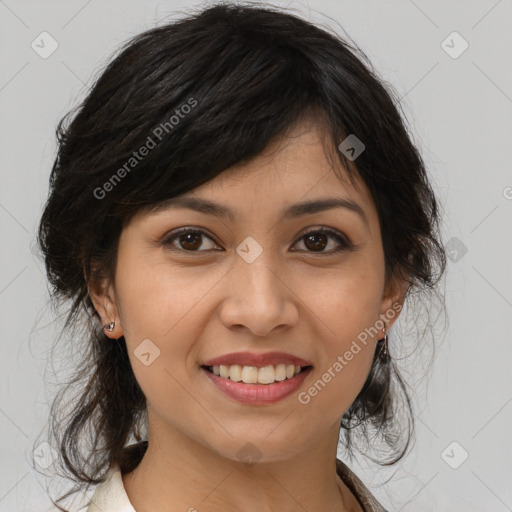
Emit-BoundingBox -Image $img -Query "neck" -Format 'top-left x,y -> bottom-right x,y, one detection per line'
121,410 -> 361,512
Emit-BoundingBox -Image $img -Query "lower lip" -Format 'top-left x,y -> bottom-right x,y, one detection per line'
201,366 -> 313,405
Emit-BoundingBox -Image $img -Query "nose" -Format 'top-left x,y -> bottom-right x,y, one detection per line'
219,249 -> 299,337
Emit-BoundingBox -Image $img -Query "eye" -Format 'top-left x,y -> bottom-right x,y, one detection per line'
162,226 -> 352,255
291,227 -> 352,254
162,228 -> 220,253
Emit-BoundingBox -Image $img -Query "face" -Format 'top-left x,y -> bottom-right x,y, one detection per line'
90,120 -> 405,464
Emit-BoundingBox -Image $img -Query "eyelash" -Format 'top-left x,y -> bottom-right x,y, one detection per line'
161,226 -> 352,255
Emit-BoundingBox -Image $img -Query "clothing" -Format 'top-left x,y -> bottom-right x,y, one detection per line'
336,458 -> 389,512
85,458 -> 388,512
85,464 -> 135,512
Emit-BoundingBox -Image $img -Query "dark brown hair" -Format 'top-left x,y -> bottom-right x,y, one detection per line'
34,2 -> 446,509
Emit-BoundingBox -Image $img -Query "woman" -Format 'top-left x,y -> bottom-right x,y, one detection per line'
35,3 -> 446,511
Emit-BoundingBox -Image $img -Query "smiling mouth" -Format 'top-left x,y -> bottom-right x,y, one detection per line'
201,364 -> 313,385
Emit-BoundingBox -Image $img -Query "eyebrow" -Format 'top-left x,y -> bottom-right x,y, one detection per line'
149,196 -> 369,227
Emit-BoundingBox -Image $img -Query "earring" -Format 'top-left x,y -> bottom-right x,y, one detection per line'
103,321 -> 115,332
378,323 -> 389,362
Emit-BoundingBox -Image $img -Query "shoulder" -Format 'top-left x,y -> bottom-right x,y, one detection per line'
85,464 -> 136,512
336,458 -> 388,512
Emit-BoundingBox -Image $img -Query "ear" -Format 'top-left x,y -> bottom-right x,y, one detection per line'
84,266 -> 122,339
378,273 -> 409,333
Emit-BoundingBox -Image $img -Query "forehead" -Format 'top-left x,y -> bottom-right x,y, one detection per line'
170,122 -> 374,219
133,120 -> 379,232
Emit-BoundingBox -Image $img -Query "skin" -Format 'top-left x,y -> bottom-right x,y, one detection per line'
89,118 -> 407,512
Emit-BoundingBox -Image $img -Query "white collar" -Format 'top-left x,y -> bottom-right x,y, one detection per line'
86,464 -> 135,512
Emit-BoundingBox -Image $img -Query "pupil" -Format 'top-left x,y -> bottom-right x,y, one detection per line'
305,233 -> 326,251
181,232 -> 201,250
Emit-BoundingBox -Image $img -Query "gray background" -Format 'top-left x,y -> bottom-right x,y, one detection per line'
1,0 -> 511,510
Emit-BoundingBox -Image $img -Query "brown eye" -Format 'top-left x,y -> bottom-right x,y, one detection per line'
163,228 -> 219,252
292,228 -> 352,254
177,231 -> 203,251
162,226 -> 351,255
304,232 -> 328,251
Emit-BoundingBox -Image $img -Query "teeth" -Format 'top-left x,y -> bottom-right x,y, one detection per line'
210,364 -> 305,384
241,365 -> 258,384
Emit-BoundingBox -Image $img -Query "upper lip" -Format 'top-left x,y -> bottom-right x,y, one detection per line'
202,351 -> 313,368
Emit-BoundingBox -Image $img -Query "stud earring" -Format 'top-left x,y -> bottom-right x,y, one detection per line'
103,321 -> 115,332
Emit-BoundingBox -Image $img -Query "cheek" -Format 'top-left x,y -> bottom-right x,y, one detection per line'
297,266 -> 382,411
114,248 -> 205,341
309,261 -> 384,347
113,250 -> 215,392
